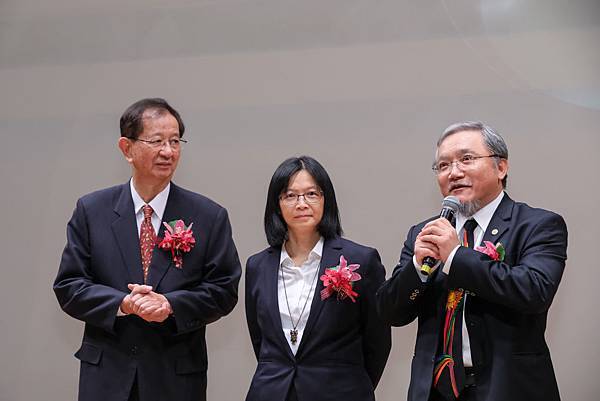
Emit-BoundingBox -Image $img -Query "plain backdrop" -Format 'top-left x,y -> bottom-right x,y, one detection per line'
1,1 -> 599,400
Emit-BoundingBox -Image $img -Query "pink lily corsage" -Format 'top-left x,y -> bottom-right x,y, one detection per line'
320,255 -> 361,302
157,220 -> 195,268
475,241 -> 505,262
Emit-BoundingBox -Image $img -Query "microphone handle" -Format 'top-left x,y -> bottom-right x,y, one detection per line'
419,207 -> 456,276
420,256 -> 437,276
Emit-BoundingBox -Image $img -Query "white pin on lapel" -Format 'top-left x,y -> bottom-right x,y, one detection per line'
491,228 -> 499,235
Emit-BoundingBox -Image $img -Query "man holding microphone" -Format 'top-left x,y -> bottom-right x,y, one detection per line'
377,121 -> 568,401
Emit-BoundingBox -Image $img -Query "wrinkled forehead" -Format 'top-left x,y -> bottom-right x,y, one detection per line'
435,130 -> 487,159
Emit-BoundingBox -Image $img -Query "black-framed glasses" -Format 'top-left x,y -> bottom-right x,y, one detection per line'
432,154 -> 501,175
279,190 -> 323,206
132,137 -> 188,150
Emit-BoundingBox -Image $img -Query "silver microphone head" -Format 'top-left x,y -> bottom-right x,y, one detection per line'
442,196 -> 460,212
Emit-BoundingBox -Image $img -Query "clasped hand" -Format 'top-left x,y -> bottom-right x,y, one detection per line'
414,217 -> 460,266
120,284 -> 172,322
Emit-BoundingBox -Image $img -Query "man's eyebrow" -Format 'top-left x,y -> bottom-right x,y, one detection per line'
437,148 -> 475,159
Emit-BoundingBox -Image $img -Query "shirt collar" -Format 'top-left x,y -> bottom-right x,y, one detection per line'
129,178 -> 170,220
456,191 -> 505,233
280,236 -> 324,267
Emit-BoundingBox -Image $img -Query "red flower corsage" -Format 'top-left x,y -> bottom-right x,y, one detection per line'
475,241 -> 505,261
320,255 -> 361,302
157,220 -> 195,268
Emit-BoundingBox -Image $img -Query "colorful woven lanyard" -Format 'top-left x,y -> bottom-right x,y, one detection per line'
432,226 -> 472,397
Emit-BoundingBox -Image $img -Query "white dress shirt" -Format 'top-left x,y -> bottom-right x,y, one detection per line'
414,191 -> 505,367
278,237 -> 324,355
130,178 -> 170,236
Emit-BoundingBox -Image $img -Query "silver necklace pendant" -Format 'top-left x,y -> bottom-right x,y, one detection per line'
290,329 -> 298,345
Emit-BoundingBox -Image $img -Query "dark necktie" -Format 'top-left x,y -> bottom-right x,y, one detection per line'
433,218 -> 477,400
140,205 -> 156,283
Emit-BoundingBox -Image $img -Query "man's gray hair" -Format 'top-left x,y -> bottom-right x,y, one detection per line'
437,121 -> 509,188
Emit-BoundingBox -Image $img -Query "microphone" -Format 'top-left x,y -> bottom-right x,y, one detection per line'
420,196 -> 460,276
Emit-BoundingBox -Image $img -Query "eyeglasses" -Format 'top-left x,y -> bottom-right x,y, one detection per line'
279,190 -> 323,206
432,154 -> 500,175
132,137 -> 187,150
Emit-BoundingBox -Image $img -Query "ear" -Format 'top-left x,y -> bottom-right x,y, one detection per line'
497,158 -> 509,181
118,137 -> 134,163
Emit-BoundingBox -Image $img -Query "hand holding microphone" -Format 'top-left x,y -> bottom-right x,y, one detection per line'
418,196 -> 460,275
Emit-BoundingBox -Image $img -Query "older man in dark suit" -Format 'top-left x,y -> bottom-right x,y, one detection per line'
377,121 -> 568,401
54,98 -> 241,401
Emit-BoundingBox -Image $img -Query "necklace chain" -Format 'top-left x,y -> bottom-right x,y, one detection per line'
280,259 -> 320,345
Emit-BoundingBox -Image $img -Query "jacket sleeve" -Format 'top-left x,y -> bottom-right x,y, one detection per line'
360,248 -> 391,388
53,198 -> 125,334
448,212 -> 568,314
245,256 -> 262,360
376,224 -> 432,327
164,207 -> 242,334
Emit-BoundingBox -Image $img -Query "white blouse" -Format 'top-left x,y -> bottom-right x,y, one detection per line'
278,237 -> 324,355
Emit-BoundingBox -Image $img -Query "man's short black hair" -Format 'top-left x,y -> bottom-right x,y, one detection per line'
264,156 -> 343,247
120,98 -> 185,139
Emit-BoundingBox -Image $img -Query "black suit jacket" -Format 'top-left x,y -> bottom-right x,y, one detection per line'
376,194 -> 568,401
54,182 -> 241,401
245,237 -> 391,401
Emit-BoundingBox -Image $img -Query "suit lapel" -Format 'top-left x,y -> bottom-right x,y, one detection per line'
482,193 -> 514,246
295,237 -> 343,356
146,184 -> 183,289
265,247 -> 295,359
111,183 -> 144,284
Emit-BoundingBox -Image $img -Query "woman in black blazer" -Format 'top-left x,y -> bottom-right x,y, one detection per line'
245,156 -> 391,401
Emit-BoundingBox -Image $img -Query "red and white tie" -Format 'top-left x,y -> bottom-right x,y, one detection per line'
140,205 -> 156,283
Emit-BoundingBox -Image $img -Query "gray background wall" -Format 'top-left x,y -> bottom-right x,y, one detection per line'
1,1 -> 599,400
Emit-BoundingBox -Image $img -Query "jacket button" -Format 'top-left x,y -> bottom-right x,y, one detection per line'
130,346 -> 138,355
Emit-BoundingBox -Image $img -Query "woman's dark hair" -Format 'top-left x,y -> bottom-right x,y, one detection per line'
120,98 -> 185,139
264,156 -> 343,247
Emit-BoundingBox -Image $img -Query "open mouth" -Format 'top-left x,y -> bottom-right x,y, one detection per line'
449,183 -> 471,192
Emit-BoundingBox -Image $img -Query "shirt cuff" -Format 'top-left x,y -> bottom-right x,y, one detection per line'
413,255 -> 441,282
442,245 -> 462,275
